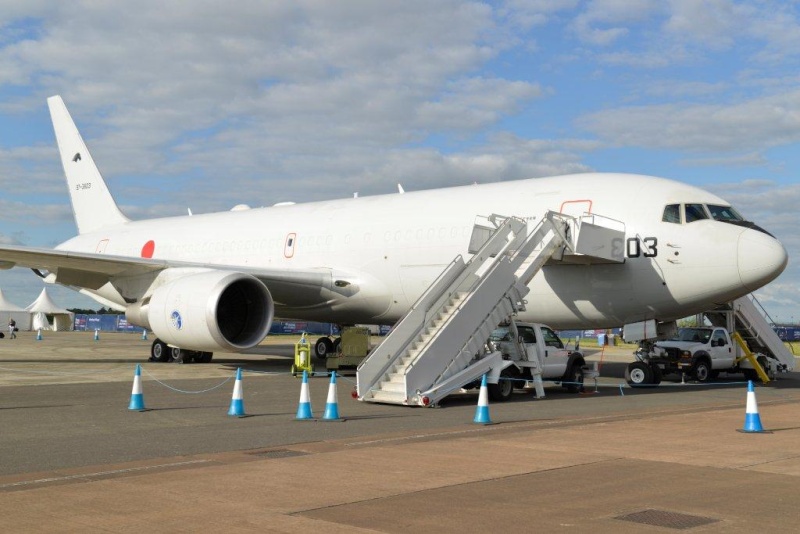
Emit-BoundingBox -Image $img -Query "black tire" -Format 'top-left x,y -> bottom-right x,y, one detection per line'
564,363 -> 585,393
151,339 -> 169,362
742,368 -> 758,381
692,359 -> 712,382
625,362 -> 652,387
650,365 -> 663,385
487,373 -> 514,402
332,337 -> 341,354
315,337 -> 333,360
170,346 -> 183,363
198,351 -> 213,363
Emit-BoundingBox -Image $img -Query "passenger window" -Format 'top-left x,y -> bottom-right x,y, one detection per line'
712,330 -> 726,346
662,204 -> 681,223
541,327 -> 564,348
685,203 -> 709,223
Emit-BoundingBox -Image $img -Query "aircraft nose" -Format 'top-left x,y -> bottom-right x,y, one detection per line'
737,228 -> 788,292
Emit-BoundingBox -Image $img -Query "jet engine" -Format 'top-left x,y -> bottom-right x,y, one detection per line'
126,270 -> 274,352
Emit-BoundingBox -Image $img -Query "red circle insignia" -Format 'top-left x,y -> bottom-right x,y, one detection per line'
141,240 -> 155,258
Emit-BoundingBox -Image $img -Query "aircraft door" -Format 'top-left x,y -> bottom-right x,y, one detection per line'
284,233 -> 296,258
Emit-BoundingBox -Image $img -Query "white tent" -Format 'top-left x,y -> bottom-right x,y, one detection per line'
25,288 -> 74,331
0,288 -> 32,332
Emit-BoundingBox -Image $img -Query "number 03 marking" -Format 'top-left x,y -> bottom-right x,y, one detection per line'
626,237 -> 658,258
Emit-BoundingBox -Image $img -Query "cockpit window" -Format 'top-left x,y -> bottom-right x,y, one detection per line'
662,204 -> 681,223
707,204 -> 744,222
685,203 -> 709,223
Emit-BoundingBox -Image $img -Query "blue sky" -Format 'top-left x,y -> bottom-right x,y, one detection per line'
0,0 -> 798,323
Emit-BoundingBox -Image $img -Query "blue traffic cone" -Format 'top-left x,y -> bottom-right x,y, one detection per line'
473,374 -> 492,424
295,370 -> 314,420
739,380 -> 768,433
36,328 -> 42,341
141,329 -> 148,341
128,364 -> 146,411
93,329 -> 100,341
227,368 -> 246,417
322,371 -> 344,422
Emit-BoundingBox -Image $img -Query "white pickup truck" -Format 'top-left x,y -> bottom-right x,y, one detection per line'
486,322 -> 586,401
626,326 -> 760,385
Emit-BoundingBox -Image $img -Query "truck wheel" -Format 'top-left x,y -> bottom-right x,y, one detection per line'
625,362 -> 652,387
315,337 -> 333,360
564,364 -> 585,393
487,374 -> 514,402
693,360 -> 712,382
150,339 -> 169,362
650,365 -> 662,385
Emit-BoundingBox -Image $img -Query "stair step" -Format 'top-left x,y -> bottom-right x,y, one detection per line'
366,390 -> 408,404
378,382 -> 406,395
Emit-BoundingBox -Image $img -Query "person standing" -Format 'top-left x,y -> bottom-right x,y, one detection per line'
8,317 -> 16,339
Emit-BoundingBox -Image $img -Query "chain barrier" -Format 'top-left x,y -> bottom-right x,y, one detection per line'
140,367 -> 233,394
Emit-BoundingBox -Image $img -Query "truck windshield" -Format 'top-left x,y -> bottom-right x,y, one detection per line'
671,328 -> 712,343
489,327 -> 511,342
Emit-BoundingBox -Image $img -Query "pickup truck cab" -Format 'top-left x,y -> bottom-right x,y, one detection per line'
487,322 -> 586,401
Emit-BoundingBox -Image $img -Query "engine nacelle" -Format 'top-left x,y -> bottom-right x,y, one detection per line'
128,270 -> 274,352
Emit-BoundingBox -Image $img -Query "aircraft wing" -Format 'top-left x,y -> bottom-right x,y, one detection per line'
0,244 -> 340,307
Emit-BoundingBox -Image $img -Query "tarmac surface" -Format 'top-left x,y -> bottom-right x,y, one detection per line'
1,331 -> 799,532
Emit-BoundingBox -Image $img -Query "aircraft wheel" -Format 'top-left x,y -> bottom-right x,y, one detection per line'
625,362 -> 652,387
332,337 -> 341,354
315,337 -> 333,360
170,346 -> 183,363
198,351 -> 213,363
151,339 -> 170,362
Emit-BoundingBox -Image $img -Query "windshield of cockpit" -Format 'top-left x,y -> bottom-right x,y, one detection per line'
660,202 -> 774,236
662,203 -> 744,224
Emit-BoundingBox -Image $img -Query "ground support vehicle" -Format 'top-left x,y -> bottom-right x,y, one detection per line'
357,211 -> 623,406
625,326 -> 749,386
291,333 -> 313,376
326,327 -> 371,370
622,297 -> 795,387
485,321 -> 587,401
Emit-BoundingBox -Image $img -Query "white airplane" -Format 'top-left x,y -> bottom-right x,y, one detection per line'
0,96 -> 788,363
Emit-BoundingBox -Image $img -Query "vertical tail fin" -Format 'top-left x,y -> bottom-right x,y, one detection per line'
47,95 -> 129,234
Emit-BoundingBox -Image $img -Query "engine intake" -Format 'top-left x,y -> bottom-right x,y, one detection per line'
128,270 -> 273,352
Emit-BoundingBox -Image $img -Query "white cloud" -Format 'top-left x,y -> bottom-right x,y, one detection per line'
663,0 -> 742,50
578,89 -> 800,152
571,0 -> 661,46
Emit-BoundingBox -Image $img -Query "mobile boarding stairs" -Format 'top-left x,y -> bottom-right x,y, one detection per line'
356,210 -> 625,406
705,295 -> 795,381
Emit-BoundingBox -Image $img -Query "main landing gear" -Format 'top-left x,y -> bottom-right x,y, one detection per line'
149,338 -> 213,364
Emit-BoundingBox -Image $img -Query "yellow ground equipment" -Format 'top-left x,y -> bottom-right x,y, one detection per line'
292,333 -> 314,376
326,327 -> 371,370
